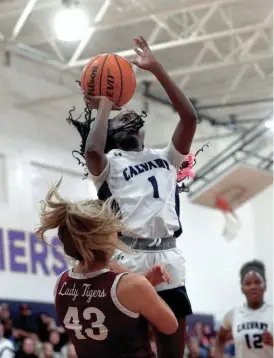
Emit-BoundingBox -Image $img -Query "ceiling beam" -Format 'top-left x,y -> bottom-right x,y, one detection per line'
67,0 -> 111,67
11,0 -> 38,41
136,52 -> 272,83
69,19 -> 272,68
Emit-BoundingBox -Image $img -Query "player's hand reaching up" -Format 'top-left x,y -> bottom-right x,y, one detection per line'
145,264 -> 172,286
131,36 -> 158,71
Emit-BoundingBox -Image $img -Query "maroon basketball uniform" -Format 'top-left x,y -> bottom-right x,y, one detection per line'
54,268 -> 155,358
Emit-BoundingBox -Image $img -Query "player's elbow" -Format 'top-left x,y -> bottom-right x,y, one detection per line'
85,148 -> 106,176
153,309 -> 178,335
160,316 -> 178,335
85,147 -> 103,161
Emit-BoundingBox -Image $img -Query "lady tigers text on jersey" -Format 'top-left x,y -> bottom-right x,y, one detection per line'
58,281 -> 107,303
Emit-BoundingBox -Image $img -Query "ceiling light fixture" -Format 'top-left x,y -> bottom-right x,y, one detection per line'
53,1 -> 89,42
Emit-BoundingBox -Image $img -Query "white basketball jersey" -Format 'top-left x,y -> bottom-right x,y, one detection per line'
91,142 -> 185,239
224,303 -> 273,358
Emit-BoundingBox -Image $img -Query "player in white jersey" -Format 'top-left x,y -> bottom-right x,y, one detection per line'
67,36 -> 198,358
216,260 -> 273,358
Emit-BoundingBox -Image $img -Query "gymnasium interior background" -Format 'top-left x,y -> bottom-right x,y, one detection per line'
0,0 -> 273,357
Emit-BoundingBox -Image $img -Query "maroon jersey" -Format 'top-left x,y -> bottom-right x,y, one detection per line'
54,268 -> 155,358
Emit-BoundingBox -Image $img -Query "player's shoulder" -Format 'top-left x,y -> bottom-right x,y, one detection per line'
1,338 -> 14,349
119,272 -> 148,286
106,149 -> 122,159
54,269 -> 69,298
262,302 -> 273,313
221,307 -> 236,331
144,146 -> 166,155
107,147 -> 167,160
117,273 -> 150,294
224,307 -> 236,319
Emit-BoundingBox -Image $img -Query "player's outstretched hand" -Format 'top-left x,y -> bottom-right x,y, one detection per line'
145,264 -> 172,286
262,331 -> 273,347
131,36 -> 158,71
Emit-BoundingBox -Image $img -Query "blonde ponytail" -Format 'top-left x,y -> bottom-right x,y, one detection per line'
35,178 -> 128,269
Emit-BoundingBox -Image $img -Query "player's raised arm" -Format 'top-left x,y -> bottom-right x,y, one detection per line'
84,96 -> 120,176
132,36 -> 198,156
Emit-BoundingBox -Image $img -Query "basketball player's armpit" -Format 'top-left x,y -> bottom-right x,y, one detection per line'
85,98 -> 112,176
150,62 -> 198,155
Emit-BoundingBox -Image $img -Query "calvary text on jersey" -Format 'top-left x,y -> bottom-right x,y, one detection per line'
237,321 -> 268,332
123,158 -> 170,181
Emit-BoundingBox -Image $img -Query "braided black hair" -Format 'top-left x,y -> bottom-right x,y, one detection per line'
240,260 -> 266,285
67,104 -> 147,178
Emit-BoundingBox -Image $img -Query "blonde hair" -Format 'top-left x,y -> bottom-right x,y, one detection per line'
35,178 -> 128,269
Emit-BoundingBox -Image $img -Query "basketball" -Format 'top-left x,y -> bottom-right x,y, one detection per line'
81,53 -> 136,107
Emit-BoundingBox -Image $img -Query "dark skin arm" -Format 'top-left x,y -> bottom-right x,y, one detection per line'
132,36 -> 198,155
84,96 -> 120,176
262,330 -> 273,347
215,327 -> 231,358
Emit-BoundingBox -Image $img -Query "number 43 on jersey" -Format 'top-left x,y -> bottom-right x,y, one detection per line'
64,306 -> 108,341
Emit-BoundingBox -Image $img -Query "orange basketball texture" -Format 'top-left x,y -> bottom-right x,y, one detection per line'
81,54 -> 136,107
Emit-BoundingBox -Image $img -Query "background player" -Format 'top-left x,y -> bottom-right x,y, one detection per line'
35,179 -> 178,358
68,35 -> 198,358
216,260 -> 273,358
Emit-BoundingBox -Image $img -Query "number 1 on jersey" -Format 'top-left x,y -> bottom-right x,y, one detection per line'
148,176 -> 159,198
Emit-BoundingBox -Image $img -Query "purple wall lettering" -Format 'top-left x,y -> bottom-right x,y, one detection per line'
1,228 -> 68,276
30,234 -> 50,275
0,229 -> 5,270
8,230 -> 27,273
51,237 -> 68,275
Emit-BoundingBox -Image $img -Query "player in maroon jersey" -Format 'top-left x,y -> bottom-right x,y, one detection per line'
35,179 -> 178,358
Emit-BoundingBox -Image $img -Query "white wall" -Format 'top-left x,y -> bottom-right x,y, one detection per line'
0,132 -> 97,302
177,195 -> 257,320
252,186 -> 273,302
0,58 -> 272,320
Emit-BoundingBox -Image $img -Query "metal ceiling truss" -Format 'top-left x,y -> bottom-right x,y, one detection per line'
187,118 -> 273,198
0,0 -> 272,79
141,81 -> 272,133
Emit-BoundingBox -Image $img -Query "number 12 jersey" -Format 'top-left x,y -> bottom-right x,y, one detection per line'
223,303 -> 273,358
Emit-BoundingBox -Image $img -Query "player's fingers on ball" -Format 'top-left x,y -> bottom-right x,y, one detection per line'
84,96 -> 93,105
